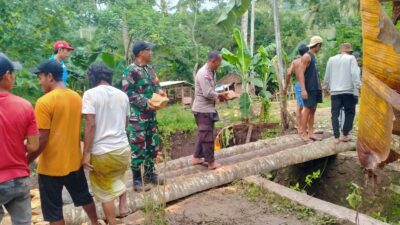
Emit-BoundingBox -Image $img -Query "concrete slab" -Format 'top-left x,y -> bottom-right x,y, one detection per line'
244,175 -> 389,225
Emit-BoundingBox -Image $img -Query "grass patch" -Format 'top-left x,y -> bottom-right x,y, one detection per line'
260,128 -> 279,139
217,99 -> 243,124
217,98 -> 276,124
267,114 -> 281,124
317,97 -> 331,108
157,104 -> 196,154
368,192 -> 400,224
157,104 -> 196,133
240,182 -> 344,225
143,194 -> 168,225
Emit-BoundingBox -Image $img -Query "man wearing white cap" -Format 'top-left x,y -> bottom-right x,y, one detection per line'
323,43 -> 360,144
298,36 -> 323,142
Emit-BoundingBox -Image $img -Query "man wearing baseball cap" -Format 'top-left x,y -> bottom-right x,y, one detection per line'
122,40 -> 166,191
49,40 -> 74,85
298,36 -> 324,142
28,59 -> 99,224
0,53 -> 39,225
323,43 -> 360,144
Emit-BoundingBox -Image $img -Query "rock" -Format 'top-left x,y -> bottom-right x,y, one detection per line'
32,215 -> 44,223
30,189 -> 41,209
34,222 -> 49,225
32,207 -> 41,216
122,210 -> 145,225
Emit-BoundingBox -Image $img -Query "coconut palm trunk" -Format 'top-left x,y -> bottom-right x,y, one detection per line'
272,0 -> 290,130
157,132 -> 331,176
241,10 -> 249,44
250,0 -> 256,56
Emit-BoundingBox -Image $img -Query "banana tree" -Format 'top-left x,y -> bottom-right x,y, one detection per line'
221,28 -> 253,121
251,46 -> 274,122
217,0 -> 289,129
222,29 -> 275,121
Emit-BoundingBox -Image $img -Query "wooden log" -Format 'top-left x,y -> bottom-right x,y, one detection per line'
63,137 -> 353,224
158,132 -> 331,173
245,124 -> 253,143
159,132 -> 332,179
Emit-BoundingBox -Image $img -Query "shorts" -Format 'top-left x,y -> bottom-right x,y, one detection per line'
38,167 -> 93,222
0,177 -> 31,225
303,90 -> 322,107
294,82 -> 304,107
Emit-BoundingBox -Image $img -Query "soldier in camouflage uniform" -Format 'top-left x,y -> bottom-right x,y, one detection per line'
122,41 -> 165,191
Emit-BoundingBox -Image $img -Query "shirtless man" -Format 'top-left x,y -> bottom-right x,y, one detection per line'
285,44 -> 309,134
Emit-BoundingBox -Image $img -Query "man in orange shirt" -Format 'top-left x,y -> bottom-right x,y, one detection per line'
28,60 -> 98,224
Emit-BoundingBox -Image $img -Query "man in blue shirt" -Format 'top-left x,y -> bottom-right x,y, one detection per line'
50,40 -> 74,85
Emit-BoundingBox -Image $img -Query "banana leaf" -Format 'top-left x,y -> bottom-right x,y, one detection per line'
358,0 -> 400,169
216,0 -> 251,32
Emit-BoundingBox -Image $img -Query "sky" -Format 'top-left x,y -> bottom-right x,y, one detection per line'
155,0 -> 220,12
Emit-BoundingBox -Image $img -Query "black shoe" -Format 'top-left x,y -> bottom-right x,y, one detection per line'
133,178 -> 151,192
145,170 -> 165,185
132,170 -> 151,192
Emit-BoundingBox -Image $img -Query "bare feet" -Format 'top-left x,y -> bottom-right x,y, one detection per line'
301,134 -> 312,143
340,136 -> 351,142
334,138 -> 340,144
116,210 -> 132,219
192,157 -> 204,165
208,162 -> 221,170
297,127 -> 303,134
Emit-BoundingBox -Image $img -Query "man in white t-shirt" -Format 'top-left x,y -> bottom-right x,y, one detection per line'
82,63 -> 131,223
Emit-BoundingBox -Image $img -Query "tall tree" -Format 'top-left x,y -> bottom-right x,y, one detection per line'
272,0 -> 289,129
191,1 -> 200,80
158,0 -> 170,15
241,10 -> 249,44
250,0 -> 256,56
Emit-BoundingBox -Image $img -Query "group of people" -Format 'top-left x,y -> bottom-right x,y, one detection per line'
286,36 -> 361,144
0,34 -> 361,224
0,40 -> 168,225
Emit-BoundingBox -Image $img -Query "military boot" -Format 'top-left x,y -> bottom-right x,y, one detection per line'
144,167 -> 165,185
132,170 -> 151,192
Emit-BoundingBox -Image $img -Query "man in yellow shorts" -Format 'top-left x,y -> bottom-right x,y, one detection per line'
82,62 -> 131,223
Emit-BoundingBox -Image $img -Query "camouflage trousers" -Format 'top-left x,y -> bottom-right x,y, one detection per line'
127,119 -> 160,173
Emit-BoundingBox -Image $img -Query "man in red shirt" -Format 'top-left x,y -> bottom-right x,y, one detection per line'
0,53 -> 39,225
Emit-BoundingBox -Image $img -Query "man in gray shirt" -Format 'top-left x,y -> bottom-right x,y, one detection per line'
192,51 -> 227,170
323,43 -> 361,144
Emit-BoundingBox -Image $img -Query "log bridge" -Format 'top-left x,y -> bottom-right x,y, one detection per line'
62,132 -> 360,224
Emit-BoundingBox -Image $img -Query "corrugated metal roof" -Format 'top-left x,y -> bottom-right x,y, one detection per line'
160,81 -> 193,87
